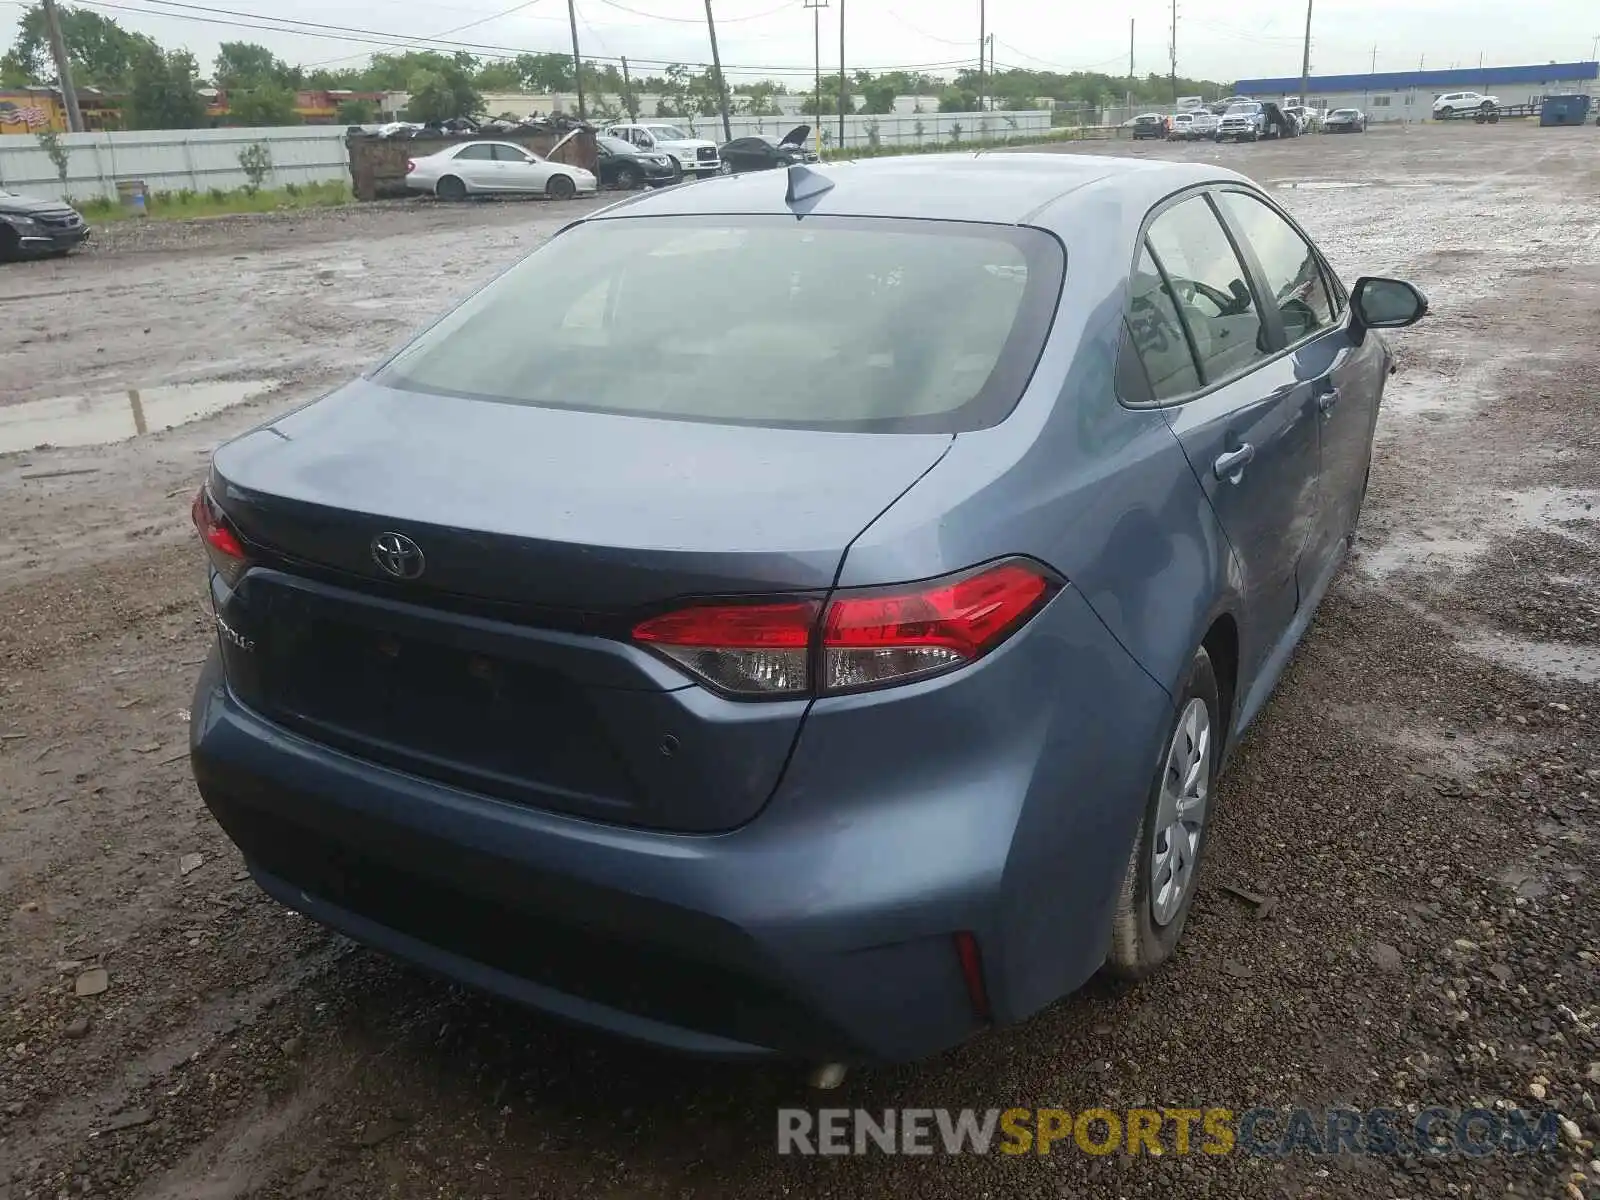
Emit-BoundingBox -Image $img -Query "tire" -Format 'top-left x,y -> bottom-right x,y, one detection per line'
0,226 -> 19,263
1106,646 -> 1221,980
718,160 -> 733,175
1479,100 -> 1494,111
435,175 -> 467,201
666,156 -> 684,180
614,166 -> 640,190
1437,106 -> 1453,118
546,173 -> 576,200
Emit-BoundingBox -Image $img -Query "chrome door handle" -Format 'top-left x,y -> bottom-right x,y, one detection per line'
1317,387 -> 1341,415
1213,443 -> 1256,483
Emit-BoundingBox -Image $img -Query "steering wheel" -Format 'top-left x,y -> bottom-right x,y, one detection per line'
1171,277 -> 1243,316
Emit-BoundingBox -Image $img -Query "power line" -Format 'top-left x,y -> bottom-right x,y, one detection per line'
594,0 -> 792,23
303,0 -> 548,69
73,0 -> 977,75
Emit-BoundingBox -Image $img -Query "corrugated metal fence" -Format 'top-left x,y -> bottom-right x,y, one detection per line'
0,125 -> 348,202
0,111 -> 1056,203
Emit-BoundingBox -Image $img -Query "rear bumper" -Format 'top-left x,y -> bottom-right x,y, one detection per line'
191,582 -> 1172,1062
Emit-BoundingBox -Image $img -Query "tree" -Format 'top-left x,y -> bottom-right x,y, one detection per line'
124,46 -> 206,129
213,41 -> 298,90
938,88 -> 978,113
473,62 -> 521,91
336,98 -> 376,124
229,84 -> 300,126
512,52 -> 572,92
404,68 -> 481,123
860,81 -> 896,115
2,3 -> 157,87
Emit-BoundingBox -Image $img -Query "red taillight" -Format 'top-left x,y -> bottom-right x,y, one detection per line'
632,599 -> 818,696
821,560 -> 1052,692
630,559 -> 1057,698
190,485 -> 249,585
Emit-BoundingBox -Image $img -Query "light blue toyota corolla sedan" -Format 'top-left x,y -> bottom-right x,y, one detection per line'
188,154 -> 1426,1066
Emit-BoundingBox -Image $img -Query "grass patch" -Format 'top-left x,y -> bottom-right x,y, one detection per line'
75,180 -> 352,223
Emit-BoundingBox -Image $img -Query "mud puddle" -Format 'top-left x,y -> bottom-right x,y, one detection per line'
0,379 -> 280,455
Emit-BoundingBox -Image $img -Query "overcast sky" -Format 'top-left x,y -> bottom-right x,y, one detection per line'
3,0 -> 1596,86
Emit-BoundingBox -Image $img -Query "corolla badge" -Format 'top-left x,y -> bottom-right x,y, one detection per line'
371,532 -> 426,580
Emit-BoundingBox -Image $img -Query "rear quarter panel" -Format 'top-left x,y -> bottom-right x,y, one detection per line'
837,176 -> 1241,706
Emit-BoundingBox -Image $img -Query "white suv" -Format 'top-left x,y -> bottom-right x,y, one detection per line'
1433,91 -> 1498,117
603,123 -> 723,179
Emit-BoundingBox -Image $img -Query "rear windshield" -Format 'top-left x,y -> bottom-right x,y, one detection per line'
375,214 -> 1065,433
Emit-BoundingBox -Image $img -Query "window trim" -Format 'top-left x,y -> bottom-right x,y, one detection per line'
1117,182 -> 1351,409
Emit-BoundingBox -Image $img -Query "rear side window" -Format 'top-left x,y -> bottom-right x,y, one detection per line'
1127,247 -> 1200,399
455,144 -> 494,161
1216,191 -> 1335,342
375,215 -> 1065,433
1145,197 -> 1268,383
491,144 -> 530,162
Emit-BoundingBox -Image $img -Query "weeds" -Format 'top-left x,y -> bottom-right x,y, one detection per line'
73,180 -> 351,223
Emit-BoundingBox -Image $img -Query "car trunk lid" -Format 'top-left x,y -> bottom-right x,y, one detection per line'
207,379 -> 951,831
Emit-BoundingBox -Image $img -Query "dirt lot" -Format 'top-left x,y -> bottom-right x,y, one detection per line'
3,125 -> 1599,1200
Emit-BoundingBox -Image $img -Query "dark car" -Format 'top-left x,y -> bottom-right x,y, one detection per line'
189,155 -> 1427,1067
1131,113 -> 1168,140
595,135 -> 680,189
0,189 -> 90,260
718,125 -> 818,173
1324,108 -> 1367,133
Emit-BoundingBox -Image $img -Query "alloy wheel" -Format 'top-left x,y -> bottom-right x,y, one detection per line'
1150,697 -> 1211,927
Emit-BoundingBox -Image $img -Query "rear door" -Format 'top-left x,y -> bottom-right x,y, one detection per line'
450,143 -> 497,189
1131,191 -> 1322,679
1214,188 -> 1383,595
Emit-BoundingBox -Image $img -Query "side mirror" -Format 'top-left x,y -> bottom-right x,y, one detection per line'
1352,276 -> 1429,329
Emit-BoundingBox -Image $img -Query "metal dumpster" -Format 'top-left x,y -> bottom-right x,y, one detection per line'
1539,94 -> 1592,127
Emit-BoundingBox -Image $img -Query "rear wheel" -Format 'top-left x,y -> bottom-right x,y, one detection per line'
435,175 -> 467,201
0,225 -> 19,263
1106,646 -> 1220,979
546,173 -> 577,200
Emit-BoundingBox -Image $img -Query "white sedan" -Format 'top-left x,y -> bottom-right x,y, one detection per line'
405,139 -> 598,201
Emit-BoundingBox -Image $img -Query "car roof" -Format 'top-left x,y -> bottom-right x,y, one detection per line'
585,153 -> 1250,227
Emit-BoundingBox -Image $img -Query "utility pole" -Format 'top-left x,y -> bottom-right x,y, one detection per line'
1298,0 -> 1312,106
621,55 -> 636,120
41,0 -> 83,133
704,0 -> 732,142
977,0 -> 985,114
565,0 -> 585,120
1370,45 -> 1377,74
1169,0 -> 1178,105
1127,18 -> 1134,121
804,0 -> 826,155
838,0 -> 846,147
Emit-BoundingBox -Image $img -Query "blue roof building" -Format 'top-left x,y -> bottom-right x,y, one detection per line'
1233,61 -> 1597,121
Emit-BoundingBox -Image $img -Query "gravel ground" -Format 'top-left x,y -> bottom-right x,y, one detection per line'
2,125 -> 1599,1200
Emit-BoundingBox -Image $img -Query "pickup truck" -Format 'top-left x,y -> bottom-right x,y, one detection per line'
603,123 -> 723,179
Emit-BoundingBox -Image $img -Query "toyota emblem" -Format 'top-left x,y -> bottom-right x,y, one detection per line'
371,532 -> 426,580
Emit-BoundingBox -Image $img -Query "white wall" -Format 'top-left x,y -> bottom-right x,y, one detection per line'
0,110 -> 1054,203
0,125 -> 348,202
1257,79 -> 1594,123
